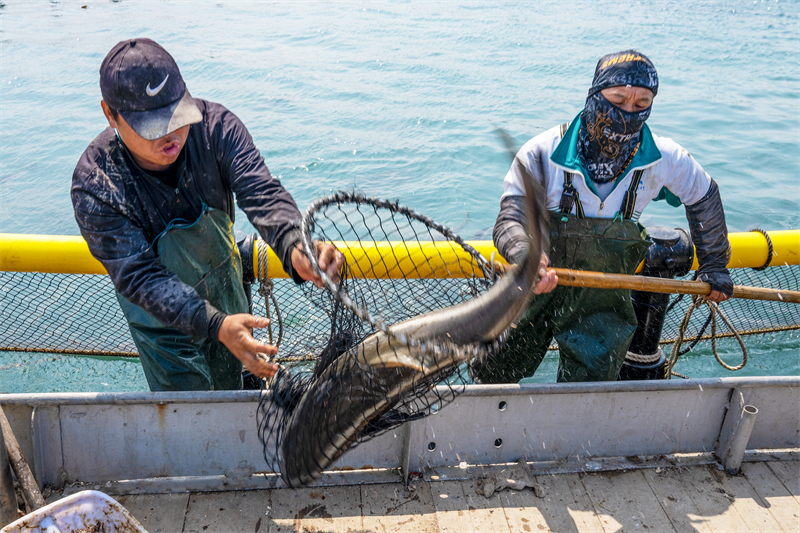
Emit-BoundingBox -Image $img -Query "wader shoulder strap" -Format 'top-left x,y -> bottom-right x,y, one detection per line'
619,169 -> 644,220
557,122 -> 585,218
559,172 -> 585,219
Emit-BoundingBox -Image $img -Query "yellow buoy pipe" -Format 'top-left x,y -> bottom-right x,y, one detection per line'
696,230 -> 799,270
1,230 -> 798,278
0,234 -> 106,275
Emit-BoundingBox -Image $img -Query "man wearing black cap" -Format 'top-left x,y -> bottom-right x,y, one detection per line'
72,38 -> 343,391
477,50 -> 732,384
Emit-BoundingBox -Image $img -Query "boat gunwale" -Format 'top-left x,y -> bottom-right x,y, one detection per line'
1,375 -> 797,406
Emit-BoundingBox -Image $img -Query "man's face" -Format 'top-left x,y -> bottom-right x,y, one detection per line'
600,86 -> 654,113
101,100 -> 190,172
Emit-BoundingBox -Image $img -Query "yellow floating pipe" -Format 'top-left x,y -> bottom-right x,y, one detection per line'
334,240 -> 488,279
253,241 -> 285,281
0,234 -> 106,275
2,230 -> 798,278
253,240 -> 497,280
694,229 -> 799,270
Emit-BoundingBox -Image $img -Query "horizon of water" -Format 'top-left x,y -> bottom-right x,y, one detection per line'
1,0 -> 798,393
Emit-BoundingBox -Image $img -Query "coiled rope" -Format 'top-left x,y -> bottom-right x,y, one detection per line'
625,351 -> 661,364
750,228 -> 774,271
666,296 -> 748,378
664,273 -> 714,358
256,240 -> 284,350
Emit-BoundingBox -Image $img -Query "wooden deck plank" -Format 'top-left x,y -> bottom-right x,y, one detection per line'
766,461 -> 800,503
533,474 -> 581,533
580,470 -> 676,532
182,490 -> 271,533
430,480 -> 484,533
269,486 -> 364,533
361,481 -> 439,533
116,493 -> 189,533
495,487 -> 549,533
528,473 -> 602,533
679,466 -> 752,533
742,462 -> 800,532
642,468 -> 713,533
562,474 -> 608,533
81,461 -> 800,533
711,467 -> 784,533
457,479 -> 512,533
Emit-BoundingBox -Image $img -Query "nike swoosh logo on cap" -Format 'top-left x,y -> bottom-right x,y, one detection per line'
145,74 -> 169,97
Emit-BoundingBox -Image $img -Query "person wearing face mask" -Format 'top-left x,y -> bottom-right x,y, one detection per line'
72,39 -> 344,391
476,50 -> 732,384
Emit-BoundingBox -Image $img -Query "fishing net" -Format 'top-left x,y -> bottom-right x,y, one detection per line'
662,265 -> 799,344
4,260 -> 794,358
0,270 -> 341,361
255,191 -> 538,487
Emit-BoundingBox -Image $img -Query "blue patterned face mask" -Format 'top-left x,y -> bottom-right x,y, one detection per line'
578,91 -> 650,184
577,50 -> 658,184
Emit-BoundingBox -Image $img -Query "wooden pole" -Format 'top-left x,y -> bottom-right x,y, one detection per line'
0,406 -> 45,511
0,421 -> 18,527
552,268 -> 800,304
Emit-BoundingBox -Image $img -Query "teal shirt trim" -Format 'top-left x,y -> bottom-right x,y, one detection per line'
654,186 -> 683,207
550,111 -> 662,196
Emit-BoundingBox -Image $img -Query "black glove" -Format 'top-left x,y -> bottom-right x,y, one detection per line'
698,271 -> 734,297
685,179 -> 732,297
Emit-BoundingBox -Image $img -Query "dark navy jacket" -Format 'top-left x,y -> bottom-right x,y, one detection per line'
72,99 -> 302,341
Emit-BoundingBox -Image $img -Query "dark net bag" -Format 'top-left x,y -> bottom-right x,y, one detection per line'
257,183 -> 545,487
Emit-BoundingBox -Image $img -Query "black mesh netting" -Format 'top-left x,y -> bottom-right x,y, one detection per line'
0,270 -> 340,360
257,192 -> 514,487
661,265 -> 800,343
1,259 -> 796,358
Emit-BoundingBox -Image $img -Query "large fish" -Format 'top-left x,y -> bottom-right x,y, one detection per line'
279,160 -> 546,488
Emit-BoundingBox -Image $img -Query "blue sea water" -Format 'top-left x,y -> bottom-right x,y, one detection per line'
0,0 -> 798,393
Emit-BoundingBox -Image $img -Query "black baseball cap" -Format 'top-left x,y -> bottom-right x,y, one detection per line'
100,38 -> 202,141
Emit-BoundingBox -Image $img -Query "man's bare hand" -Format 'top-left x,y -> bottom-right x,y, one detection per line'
496,253 -> 557,294
704,290 -> 730,303
291,241 -> 345,289
217,314 -> 279,379
698,272 -> 733,303
533,253 -> 557,294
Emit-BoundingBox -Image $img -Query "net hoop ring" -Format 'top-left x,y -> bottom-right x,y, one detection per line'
300,191 -> 496,341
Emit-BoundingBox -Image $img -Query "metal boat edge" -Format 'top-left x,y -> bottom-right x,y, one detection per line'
0,376 -> 797,494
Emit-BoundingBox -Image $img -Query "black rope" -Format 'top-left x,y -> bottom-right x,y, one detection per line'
677,309 -> 714,356
750,228 -> 774,271
666,270 -> 699,315
665,292 -> 685,316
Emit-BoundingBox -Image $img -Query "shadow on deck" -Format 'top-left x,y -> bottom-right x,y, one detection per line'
99,461 -> 800,533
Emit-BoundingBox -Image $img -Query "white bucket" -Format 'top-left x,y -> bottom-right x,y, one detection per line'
1,490 -> 146,533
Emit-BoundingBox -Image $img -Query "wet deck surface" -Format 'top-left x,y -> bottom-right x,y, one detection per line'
110,461 -> 799,533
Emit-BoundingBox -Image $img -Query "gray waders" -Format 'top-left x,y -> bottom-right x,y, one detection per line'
478,167 -> 652,383
116,205 -> 249,391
